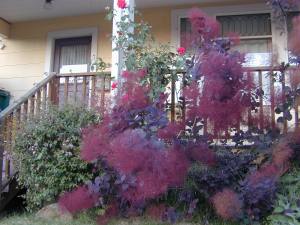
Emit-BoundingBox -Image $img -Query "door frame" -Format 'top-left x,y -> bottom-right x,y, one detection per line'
44,27 -> 98,74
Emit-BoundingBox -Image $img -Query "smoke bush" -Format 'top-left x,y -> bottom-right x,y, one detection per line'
182,8 -> 255,134
241,164 -> 279,221
211,189 -> 243,221
59,186 -> 99,214
58,4 -> 300,224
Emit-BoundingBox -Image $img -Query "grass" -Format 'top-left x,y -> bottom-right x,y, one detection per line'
0,213 -> 239,225
0,213 -> 96,225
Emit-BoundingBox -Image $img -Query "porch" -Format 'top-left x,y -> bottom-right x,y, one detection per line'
0,0 -> 297,214
0,0 -> 287,103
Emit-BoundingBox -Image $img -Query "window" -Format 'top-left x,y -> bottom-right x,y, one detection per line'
180,13 -> 273,67
53,36 -> 92,74
287,11 -> 300,64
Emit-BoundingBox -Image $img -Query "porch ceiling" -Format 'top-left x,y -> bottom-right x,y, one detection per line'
0,0 -> 254,23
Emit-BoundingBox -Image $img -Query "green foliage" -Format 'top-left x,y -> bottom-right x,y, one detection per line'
137,46 -> 186,100
107,8 -> 186,100
267,169 -> 300,225
13,105 -> 100,211
90,57 -> 110,72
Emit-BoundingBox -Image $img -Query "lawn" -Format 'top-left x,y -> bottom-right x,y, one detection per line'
0,213 -> 238,225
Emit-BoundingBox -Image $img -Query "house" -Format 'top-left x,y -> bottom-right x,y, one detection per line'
0,0 -> 298,210
0,0 -> 297,103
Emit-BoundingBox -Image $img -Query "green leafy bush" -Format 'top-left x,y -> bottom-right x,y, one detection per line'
13,105 -> 100,211
266,169 -> 300,225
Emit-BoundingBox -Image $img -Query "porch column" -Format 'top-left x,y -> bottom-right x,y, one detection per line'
0,18 -> 10,38
111,0 -> 135,96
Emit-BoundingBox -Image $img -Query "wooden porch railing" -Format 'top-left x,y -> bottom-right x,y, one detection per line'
169,66 -> 300,135
0,66 -> 299,208
0,71 -> 111,208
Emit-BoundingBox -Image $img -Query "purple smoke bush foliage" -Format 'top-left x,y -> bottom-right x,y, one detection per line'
58,2 -> 300,224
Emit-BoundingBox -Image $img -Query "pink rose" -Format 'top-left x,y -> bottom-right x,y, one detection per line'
177,47 -> 186,56
117,0 -> 127,9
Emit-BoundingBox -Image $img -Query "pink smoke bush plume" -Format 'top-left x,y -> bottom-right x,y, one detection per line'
212,189 -> 243,220
59,186 -> 99,214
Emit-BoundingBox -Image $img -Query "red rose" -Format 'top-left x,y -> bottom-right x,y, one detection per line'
111,82 -> 118,90
177,47 -> 186,56
117,0 -> 127,9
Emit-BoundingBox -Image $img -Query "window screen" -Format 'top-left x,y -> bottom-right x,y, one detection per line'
217,14 -> 272,37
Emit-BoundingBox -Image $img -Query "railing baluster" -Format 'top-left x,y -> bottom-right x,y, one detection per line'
295,96 -> 299,128
171,73 -> 176,122
91,76 -> 96,107
181,72 -> 186,124
247,71 -> 252,129
15,108 -> 21,125
82,77 -> 87,105
270,69 -> 276,129
49,77 -> 59,105
100,76 -> 105,115
291,69 -> 300,128
30,95 -> 35,116
74,77 -> 78,103
258,70 -> 264,130
42,85 -> 47,110
282,71 -> 288,133
22,101 -> 28,121
64,77 -> 69,105
36,89 -> 41,115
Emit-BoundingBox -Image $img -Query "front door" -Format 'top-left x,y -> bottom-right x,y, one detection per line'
53,36 -> 92,74
52,36 -> 92,105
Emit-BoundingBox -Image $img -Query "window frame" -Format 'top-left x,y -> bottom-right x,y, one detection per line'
45,27 -> 98,74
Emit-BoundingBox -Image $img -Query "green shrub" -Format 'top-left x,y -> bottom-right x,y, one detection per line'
266,168 -> 300,225
13,105 -> 100,211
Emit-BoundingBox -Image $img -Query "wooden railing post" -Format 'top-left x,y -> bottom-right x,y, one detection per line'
181,72 -> 186,124
258,70 -> 264,129
49,76 -> 59,105
100,75 -> 106,115
82,77 -> 87,105
282,72 -> 288,133
270,69 -> 276,129
171,72 -> 176,122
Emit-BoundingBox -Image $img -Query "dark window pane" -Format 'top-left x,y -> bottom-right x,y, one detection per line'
217,14 -> 272,37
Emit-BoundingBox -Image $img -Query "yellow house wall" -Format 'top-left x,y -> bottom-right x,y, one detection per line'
0,0 -> 263,102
